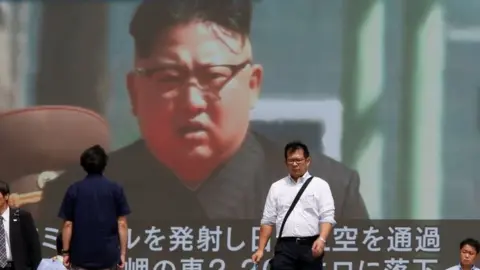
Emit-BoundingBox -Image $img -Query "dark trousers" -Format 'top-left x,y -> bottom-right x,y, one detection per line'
270,236 -> 323,270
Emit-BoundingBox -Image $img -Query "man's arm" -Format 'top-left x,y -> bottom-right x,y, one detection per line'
58,186 -> 75,254
341,171 -> 369,219
61,221 -> 73,253
20,210 -> 42,268
258,225 -> 273,251
118,216 -> 128,257
115,185 -> 131,258
258,185 -> 277,251
318,181 -> 336,242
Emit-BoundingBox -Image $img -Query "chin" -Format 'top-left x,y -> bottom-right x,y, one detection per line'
185,145 -> 214,159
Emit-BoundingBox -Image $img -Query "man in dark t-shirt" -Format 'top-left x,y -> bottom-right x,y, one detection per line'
58,145 -> 130,270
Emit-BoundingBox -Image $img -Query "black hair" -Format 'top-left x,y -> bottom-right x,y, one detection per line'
129,0 -> 253,58
460,238 -> 480,254
56,232 -> 63,255
80,145 -> 108,175
284,141 -> 310,160
0,181 -> 10,197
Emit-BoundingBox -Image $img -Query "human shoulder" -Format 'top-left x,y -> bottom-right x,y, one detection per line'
266,177 -> 288,200
445,266 -> 459,270
250,130 -> 281,154
308,152 -> 357,189
12,208 -> 35,225
312,152 -> 354,176
64,180 -> 83,196
271,176 -> 289,188
104,177 -> 125,192
15,207 -> 32,218
310,175 -> 331,187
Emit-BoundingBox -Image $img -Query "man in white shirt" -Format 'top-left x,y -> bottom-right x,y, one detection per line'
446,238 -> 480,270
251,141 -> 335,269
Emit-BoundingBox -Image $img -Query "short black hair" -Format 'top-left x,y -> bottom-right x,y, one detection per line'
129,0 -> 253,58
56,232 -> 63,255
0,181 -> 10,197
460,238 -> 480,254
284,141 -> 310,160
80,145 -> 108,174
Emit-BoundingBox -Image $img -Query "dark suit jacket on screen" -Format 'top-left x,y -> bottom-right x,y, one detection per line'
38,130 -> 369,222
10,208 -> 42,270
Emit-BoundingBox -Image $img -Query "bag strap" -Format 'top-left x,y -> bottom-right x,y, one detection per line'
277,176 -> 314,239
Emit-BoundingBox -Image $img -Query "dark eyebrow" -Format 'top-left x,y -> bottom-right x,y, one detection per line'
134,60 -> 251,77
148,62 -> 221,70
133,64 -> 183,77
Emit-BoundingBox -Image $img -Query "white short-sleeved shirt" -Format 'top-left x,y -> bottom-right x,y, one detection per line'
260,171 -> 336,237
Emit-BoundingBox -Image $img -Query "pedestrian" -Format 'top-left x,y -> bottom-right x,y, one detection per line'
58,145 -> 131,269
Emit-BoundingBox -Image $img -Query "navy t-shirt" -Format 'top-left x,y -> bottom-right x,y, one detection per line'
58,174 -> 131,268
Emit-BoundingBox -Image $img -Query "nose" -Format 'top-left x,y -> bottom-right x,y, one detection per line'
182,85 -> 208,113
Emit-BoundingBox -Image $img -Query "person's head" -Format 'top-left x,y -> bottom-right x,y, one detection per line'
56,232 -> 63,255
284,141 -> 311,179
0,181 -> 9,211
460,238 -> 480,266
80,145 -> 108,175
127,0 -> 263,172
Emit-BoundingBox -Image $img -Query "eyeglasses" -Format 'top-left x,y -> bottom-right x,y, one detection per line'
133,60 -> 251,100
286,159 -> 306,165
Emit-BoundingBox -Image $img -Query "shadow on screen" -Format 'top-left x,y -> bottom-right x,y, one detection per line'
250,120 -> 325,154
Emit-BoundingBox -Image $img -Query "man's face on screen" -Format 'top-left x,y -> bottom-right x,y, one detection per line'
128,21 -> 262,169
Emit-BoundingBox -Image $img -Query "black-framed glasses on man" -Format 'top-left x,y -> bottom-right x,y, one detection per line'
133,60 -> 252,101
287,159 -> 306,165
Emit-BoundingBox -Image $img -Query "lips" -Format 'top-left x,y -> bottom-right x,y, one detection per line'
178,126 -> 205,134
177,122 -> 209,140
178,122 -> 206,134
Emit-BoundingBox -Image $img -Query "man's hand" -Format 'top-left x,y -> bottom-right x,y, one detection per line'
63,254 -> 71,268
118,254 -> 126,269
311,238 -> 325,257
251,249 -> 264,264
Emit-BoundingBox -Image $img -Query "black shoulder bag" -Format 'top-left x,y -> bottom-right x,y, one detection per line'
268,176 -> 314,268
